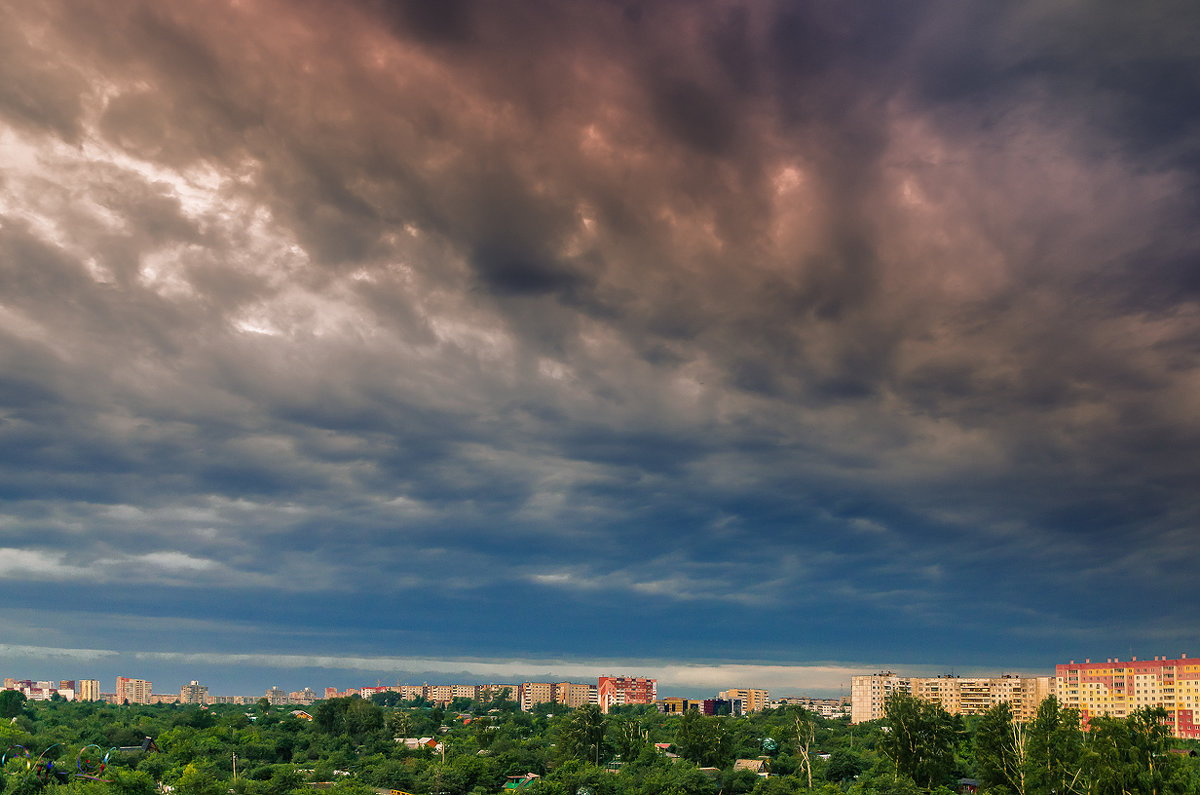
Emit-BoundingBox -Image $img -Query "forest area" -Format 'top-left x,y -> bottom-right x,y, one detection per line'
0,689 -> 1195,795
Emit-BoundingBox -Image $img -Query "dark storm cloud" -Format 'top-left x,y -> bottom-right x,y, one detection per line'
0,0 -> 1197,678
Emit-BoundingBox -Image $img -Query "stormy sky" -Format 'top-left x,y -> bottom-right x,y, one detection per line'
1,0 -> 1198,697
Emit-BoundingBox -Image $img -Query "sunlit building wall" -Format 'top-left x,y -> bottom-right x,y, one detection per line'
1056,655 -> 1200,739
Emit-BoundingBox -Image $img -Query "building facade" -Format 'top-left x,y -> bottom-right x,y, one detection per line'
520,682 -> 557,711
453,684 -> 480,701
115,677 -> 152,705
289,687 -> 318,705
556,682 -> 597,709
719,688 -> 770,713
180,681 -> 208,704
426,685 -> 455,705
598,675 -> 657,713
703,698 -> 741,716
656,697 -> 697,713
851,673 -> 1052,723
1056,655 -> 1200,739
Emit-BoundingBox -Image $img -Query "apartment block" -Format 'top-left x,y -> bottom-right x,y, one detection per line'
426,685 -> 455,705
851,672 -> 910,723
78,680 -> 101,701
851,672 -> 1052,723
324,687 -> 359,699
115,677 -> 153,705
517,681 -> 597,711
521,682 -> 557,710
598,675 -> 657,713
556,681 -> 597,709
453,684 -> 480,701
397,684 -> 427,701
719,688 -> 770,713
180,681 -> 208,704
289,688 -> 318,705
1056,655 -> 1200,739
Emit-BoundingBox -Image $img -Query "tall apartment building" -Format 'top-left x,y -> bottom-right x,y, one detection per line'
598,675 -> 657,714
851,673 -> 1052,723
1056,655 -> 1200,739
556,681 -> 597,708
719,688 -> 770,713
180,681 -> 208,704
851,673 -> 910,723
453,684 -> 480,701
397,684 -> 427,701
426,685 -> 455,705
115,677 -> 152,705
78,680 -> 101,701
520,682 -> 557,710
265,686 -> 288,705
518,681 -> 596,711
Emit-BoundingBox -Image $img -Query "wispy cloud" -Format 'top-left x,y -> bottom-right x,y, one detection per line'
0,644 -> 119,662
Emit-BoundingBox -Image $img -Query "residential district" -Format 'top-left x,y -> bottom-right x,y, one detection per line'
6,653 -> 1200,739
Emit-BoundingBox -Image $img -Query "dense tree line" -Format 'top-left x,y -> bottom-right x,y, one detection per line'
0,690 -> 1194,795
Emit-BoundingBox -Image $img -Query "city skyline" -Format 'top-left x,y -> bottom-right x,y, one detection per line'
2,2 -> 1198,685
1,650 -> 1178,703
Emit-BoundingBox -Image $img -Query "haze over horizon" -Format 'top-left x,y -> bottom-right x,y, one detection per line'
2,0 -> 1198,698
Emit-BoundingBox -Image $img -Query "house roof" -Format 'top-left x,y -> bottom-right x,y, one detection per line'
117,737 -> 159,753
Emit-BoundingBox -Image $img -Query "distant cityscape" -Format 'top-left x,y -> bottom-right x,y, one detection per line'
6,653 -> 1198,739
3,674 -> 841,718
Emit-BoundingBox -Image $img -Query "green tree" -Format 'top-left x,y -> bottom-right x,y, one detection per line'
472,715 -> 495,749
388,710 -> 413,743
107,768 -> 159,795
880,692 -> 960,790
370,692 -> 404,708
824,749 -> 865,784
975,702 -> 1028,795
559,705 -> 607,765
343,698 -> 383,740
0,690 -> 28,719
173,764 -> 223,795
610,715 -> 648,762
1083,707 -> 1186,795
675,711 -> 730,768
639,760 -> 719,795
1025,696 -> 1083,795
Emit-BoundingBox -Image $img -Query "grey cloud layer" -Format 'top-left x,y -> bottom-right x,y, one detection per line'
1,0 -> 1197,665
